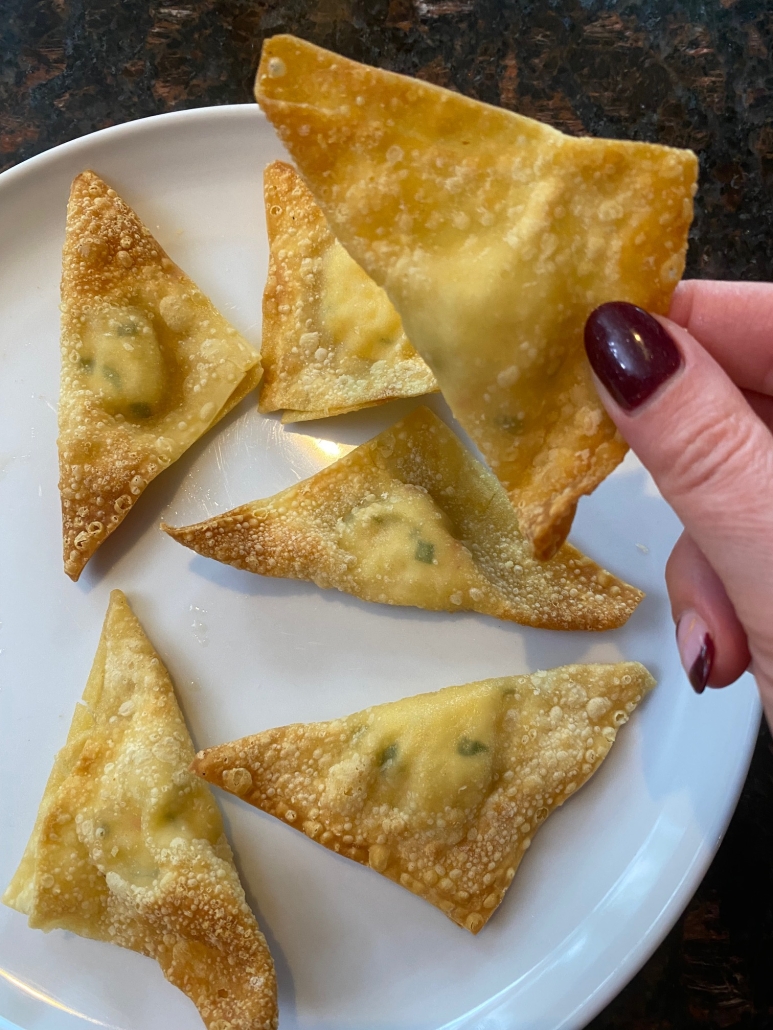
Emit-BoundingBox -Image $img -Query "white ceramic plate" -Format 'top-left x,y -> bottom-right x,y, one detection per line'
0,106 -> 760,1030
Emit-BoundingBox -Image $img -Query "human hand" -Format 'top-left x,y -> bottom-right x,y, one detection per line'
584,282 -> 773,726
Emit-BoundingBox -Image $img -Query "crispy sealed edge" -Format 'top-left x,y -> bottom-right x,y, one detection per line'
193,661 -> 656,932
259,160 -> 436,418
59,171 -> 262,581
162,406 -> 644,631
3,590 -> 278,1030
254,36 -> 697,557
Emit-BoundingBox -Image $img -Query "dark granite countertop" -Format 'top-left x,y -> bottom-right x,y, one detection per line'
2,1 -> 773,1026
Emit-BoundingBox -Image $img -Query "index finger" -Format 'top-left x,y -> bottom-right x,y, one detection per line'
669,280 -> 773,395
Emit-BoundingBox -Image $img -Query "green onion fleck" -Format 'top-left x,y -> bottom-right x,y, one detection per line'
415,540 -> 435,564
379,743 -> 398,767
457,736 -> 488,757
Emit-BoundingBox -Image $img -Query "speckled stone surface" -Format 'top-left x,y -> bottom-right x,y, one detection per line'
2,1 -> 773,1026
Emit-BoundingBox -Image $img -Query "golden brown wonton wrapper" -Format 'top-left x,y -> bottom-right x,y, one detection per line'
59,171 -> 262,581
194,662 -> 655,933
255,35 -> 698,558
260,161 -> 437,422
163,407 -> 642,630
3,590 -> 277,1030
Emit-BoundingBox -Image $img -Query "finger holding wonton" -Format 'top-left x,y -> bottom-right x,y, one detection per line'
260,161 -> 437,422
254,35 -> 697,558
193,662 -> 655,933
163,407 -> 643,631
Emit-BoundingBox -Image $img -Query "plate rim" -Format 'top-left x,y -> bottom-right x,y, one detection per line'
0,103 -> 258,192
0,103 -> 763,1030
545,703 -> 759,1030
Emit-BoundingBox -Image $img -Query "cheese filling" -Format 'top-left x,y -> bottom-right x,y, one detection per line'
76,735 -> 222,890
80,306 -> 167,420
320,242 -> 407,363
320,681 -> 507,831
335,482 -> 484,607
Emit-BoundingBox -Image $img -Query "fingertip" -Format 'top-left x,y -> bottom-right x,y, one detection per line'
583,302 -> 683,412
666,532 -> 751,690
675,610 -> 714,693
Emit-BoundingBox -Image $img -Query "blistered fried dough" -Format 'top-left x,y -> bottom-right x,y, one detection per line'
194,662 -> 654,933
255,36 -> 698,558
260,162 -> 436,422
3,591 -> 277,1030
163,407 -> 642,630
59,171 -> 262,581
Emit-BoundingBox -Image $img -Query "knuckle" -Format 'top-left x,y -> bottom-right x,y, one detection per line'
662,407 -> 767,503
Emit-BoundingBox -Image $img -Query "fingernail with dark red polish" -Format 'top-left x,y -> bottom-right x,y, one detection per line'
584,302 -> 683,411
676,611 -> 715,694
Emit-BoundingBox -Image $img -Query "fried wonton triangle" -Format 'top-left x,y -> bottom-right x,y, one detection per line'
255,35 -> 698,558
59,171 -> 262,580
3,591 -> 277,1030
163,407 -> 642,630
260,161 -> 437,422
194,662 -> 655,933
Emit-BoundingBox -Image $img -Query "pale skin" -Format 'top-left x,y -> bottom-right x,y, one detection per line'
591,280 -> 773,727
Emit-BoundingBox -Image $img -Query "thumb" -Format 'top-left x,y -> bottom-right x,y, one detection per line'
584,302 -> 773,701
